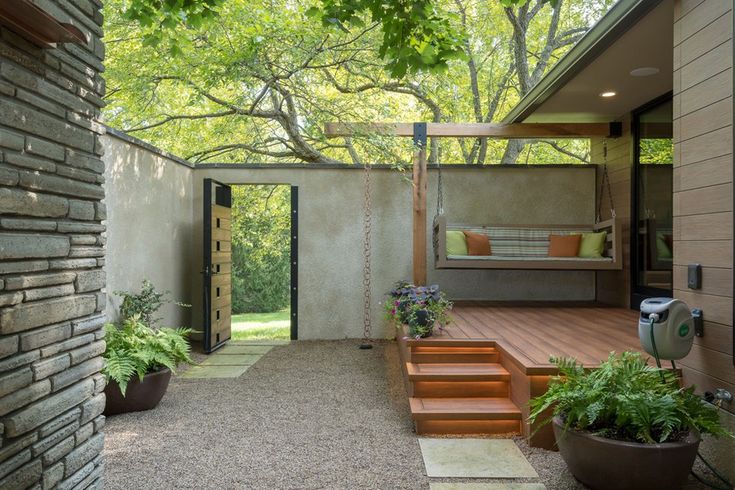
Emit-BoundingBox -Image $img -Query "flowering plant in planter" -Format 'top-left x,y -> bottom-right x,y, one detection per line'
384,281 -> 452,338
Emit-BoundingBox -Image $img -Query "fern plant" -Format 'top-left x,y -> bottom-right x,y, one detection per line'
529,352 -> 731,444
103,315 -> 194,396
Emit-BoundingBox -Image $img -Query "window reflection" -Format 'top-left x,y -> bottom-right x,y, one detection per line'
635,98 -> 673,292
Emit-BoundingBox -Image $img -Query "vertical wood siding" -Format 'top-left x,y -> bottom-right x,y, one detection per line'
592,117 -> 633,308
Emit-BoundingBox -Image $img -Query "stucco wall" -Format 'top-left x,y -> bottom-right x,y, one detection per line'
101,131 -> 599,340
102,131 -> 194,328
193,164 -> 597,339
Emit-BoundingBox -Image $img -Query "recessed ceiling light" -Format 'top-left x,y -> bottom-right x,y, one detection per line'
630,67 -> 660,77
600,91 -> 617,98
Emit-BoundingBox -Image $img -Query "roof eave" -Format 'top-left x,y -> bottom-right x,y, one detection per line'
502,0 -> 664,124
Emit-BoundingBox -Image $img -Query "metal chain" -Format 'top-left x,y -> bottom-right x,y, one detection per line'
362,162 -> 373,343
596,140 -> 616,222
605,162 -> 615,218
435,160 -> 444,217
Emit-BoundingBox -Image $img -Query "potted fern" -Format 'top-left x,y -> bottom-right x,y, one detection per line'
529,352 -> 731,490
103,281 -> 194,415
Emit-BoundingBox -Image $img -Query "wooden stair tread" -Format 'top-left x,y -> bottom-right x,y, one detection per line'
411,346 -> 497,354
409,397 -> 521,420
407,338 -> 497,348
407,362 -> 510,381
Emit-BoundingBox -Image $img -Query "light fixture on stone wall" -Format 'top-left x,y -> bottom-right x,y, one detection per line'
0,0 -> 86,49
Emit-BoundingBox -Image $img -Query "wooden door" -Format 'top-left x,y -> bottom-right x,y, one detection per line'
203,179 -> 232,353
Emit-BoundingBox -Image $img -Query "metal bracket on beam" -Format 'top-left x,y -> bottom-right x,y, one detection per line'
608,122 -> 623,138
413,122 -> 427,148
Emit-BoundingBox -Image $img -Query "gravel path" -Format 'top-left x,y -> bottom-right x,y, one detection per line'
103,340 -> 712,489
104,340 -> 427,489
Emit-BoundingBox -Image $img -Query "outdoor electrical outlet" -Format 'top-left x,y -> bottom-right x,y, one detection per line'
687,264 -> 702,289
692,308 -> 704,337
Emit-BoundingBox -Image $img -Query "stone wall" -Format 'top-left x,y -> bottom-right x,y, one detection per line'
0,1 -> 107,489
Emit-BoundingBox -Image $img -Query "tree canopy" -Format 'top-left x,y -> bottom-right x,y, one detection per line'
105,0 -> 615,164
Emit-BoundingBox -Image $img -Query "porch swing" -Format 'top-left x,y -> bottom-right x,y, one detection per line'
432,149 -> 622,271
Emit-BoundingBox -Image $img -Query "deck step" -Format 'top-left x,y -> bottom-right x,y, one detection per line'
409,397 -> 521,421
407,362 -> 510,381
408,363 -> 510,397
406,338 -> 497,348
414,418 -> 522,435
410,346 -> 499,364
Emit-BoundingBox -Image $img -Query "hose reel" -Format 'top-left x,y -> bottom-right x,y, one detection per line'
638,298 -> 696,361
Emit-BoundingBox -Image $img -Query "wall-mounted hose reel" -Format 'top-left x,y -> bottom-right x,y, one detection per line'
638,298 -> 697,361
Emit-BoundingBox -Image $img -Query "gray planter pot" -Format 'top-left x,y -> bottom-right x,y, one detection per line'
552,416 -> 700,490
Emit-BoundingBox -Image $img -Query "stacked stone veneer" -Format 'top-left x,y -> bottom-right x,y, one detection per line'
0,1 -> 107,489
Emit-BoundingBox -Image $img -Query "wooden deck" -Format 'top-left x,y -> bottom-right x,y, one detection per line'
431,301 -> 644,374
397,302 -> 648,448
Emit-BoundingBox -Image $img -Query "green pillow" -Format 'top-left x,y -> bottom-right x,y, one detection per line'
656,232 -> 672,259
446,231 -> 468,256
578,231 -> 607,258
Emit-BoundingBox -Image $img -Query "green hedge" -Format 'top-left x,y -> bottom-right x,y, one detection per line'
231,185 -> 290,314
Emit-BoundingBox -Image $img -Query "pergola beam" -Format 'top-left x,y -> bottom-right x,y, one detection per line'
324,122 -> 622,139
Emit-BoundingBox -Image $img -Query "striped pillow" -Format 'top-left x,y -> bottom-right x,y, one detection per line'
447,224 -> 593,257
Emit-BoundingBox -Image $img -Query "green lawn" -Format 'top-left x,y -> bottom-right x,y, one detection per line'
231,309 -> 290,340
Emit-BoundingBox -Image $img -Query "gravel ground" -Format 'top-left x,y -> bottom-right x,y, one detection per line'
103,340 -> 713,489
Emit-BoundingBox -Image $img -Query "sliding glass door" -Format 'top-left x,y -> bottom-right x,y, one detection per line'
631,95 -> 673,308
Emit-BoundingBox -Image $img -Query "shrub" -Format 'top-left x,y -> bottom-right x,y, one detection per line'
231,185 -> 290,314
115,279 -> 188,326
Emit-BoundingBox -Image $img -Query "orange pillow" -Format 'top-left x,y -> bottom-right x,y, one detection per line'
463,231 -> 491,256
549,234 -> 581,257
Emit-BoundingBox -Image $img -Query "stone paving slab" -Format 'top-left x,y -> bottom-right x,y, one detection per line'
419,439 -> 538,479
430,483 -> 546,490
229,340 -> 290,346
180,365 -> 251,378
219,345 -> 273,355
200,354 -> 262,366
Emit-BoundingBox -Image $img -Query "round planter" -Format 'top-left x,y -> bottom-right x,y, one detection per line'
407,309 -> 435,338
104,368 -> 172,416
552,416 -> 700,490
408,324 -> 433,338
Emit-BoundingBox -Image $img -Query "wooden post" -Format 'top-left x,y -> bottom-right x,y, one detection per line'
412,123 -> 428,286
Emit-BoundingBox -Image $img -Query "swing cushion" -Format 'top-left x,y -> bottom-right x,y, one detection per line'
548,234 -> 581,257
578,231 -> 607,258
463,230 -> 491,256
656,232 -> 672,259
446,231 -> 469,256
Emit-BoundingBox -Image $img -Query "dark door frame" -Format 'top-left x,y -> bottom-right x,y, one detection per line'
208,182 -> 298,341
290,186 -> 298,340
203,178 -> 232,353
630,92 -> 673,309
